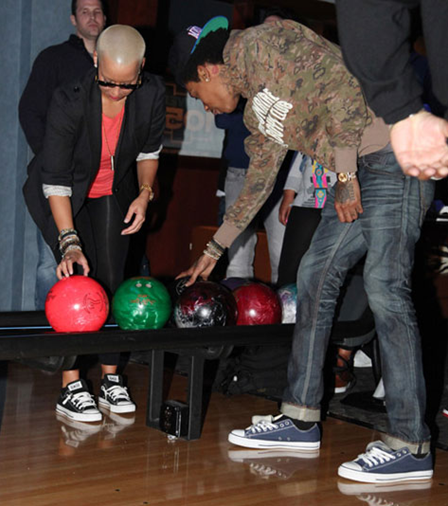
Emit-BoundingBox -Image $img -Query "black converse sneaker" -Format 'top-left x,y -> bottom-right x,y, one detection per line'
56,379 -> 102,422
98,374 -> 136,413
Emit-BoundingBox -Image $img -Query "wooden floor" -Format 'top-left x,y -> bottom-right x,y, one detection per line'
0,362 -> 447,506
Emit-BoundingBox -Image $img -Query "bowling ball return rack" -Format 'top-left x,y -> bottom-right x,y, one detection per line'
0,311 -> 294,440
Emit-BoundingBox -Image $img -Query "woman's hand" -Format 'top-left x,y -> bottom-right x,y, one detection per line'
279,190 -> 295,225
177,254 -> 218,287
57,249 -> 90,279
122,194 -> 149,235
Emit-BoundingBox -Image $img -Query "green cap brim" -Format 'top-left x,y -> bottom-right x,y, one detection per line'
191,16 -> 229,54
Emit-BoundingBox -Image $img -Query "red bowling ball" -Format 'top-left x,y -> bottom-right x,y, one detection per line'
45,275 -> 109,332
233,282 -> 282,325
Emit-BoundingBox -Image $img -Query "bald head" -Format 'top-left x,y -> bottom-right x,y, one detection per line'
96,25 -> 146,66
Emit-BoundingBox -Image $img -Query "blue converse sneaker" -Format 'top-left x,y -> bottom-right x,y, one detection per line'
228,415 -> 320,450
338,441 -> 433,483
99,374 -> 136,414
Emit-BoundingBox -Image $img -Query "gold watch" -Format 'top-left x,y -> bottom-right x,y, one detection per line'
139,184 -> 154,201
337,172 -> 357,183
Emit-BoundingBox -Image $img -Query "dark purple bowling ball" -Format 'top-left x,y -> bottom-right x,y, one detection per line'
233,282 -> 282,325
174,281 -> 238,328
220,277 -> 249,292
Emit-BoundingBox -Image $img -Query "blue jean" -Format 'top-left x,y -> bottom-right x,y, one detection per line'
281,148 -> 434,454
35,231 -> 58,310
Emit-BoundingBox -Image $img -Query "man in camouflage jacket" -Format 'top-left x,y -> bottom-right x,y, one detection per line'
170,17 -> 435,483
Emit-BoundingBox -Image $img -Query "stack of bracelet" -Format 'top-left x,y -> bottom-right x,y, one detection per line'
203,238 -> 225,261
58,228 -> 82,258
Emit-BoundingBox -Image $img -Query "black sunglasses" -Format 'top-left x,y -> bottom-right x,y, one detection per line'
95,70 -> 142,91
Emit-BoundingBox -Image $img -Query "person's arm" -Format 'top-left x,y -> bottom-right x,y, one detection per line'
336,0 -> 448,179
122,79 -> 166,234
336,0 -> 423,124
47,195 -> 89,278
179,132 -> 288,284
121,158 -> 159,235
19,49 -> 59,155
40,87 -> 90,278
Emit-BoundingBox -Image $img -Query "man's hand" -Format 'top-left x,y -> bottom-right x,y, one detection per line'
390,110 -> 448,180
334,177 -> 363,223
122,194 -> 149,235
57,249 -> 90,279
278,190 -> 295,225
177,254 -> 217,287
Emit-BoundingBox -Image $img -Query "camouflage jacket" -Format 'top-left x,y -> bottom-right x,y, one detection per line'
214,20 -> 389,248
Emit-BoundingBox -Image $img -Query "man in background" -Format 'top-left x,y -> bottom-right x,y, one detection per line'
19,0 -> 107,309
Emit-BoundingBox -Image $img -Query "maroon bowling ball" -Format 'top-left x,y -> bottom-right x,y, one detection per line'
233,282 -> 282,325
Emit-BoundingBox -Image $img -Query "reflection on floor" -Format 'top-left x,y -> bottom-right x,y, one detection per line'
0,362 -> 447,506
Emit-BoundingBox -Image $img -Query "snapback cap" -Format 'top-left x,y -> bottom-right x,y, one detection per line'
168,16 -> 229,86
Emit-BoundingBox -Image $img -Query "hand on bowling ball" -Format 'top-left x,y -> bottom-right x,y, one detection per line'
177,254 -> 217,287
57,249 -> 90,279
121,195 -> 148,235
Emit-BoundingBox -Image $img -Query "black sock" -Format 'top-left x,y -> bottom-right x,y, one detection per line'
279,415 -> 315,431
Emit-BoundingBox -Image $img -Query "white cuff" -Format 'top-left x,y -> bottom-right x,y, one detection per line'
43,184 -> 72,198
136,144 -> 163,161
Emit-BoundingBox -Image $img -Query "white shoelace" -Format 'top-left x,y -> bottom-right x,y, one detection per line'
246,420 -> 278,434
359,446 -> 395,468
105,385 -> 130,402
64,391 -> 97,410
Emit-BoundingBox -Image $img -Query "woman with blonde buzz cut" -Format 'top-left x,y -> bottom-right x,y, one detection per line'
24,25 -> 166,423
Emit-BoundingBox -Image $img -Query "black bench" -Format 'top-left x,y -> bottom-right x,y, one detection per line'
0,311 -> 294,440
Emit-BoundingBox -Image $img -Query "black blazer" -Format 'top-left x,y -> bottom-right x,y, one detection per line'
23,68 -> 166,249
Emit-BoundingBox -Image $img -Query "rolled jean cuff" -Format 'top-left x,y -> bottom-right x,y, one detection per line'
280,401 -> 320,422
383,434 -> 431,455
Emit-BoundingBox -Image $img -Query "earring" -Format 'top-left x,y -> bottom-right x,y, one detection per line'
205,77 -> 210,82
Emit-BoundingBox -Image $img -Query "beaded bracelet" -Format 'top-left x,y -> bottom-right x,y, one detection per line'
59,235 -> 81,255
203,248 -> 221,261
62,244 -> 82,258
58,228 -> 78,242
208,238 -> 225,254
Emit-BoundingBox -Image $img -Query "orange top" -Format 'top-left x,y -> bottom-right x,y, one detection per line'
87,107 -> 125,198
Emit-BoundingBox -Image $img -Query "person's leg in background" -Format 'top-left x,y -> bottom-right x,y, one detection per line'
276,207 -> 322,287
260,165 -> 290,285
224,167 -> 257,279
35,230 -> 58,310
262,196 -> 285,285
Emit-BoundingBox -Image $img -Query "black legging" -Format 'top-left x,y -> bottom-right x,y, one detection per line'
66,195 -> 130,367
277,206 -> 322,287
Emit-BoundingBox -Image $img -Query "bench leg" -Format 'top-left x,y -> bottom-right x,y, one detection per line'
186,354 -> 205,440
146,350 -> 165,430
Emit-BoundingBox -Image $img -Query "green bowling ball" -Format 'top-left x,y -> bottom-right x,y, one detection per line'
112,277 -> 172,330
